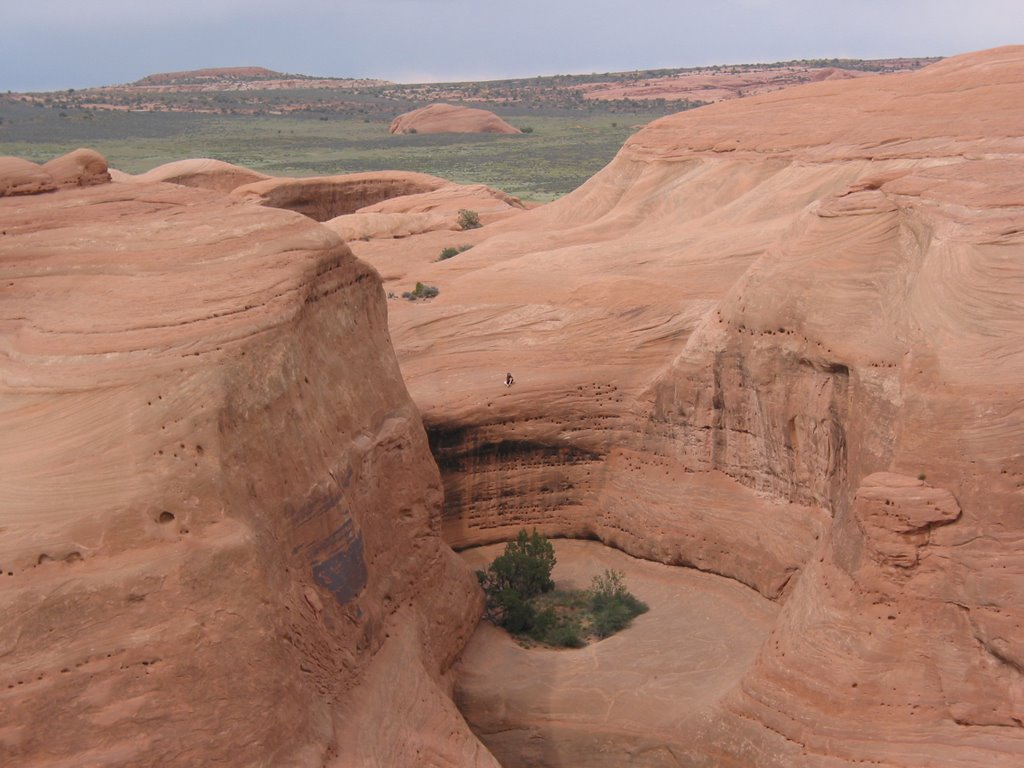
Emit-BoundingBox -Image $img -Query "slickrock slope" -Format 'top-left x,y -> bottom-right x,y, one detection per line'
327,183 -> 527,238
389,103 -> 521,135
230,170 -> 452,221
350,46 -> 1024,765
0,149 -> 110,197
134,158 -> 271,193
0,164 -> 495,766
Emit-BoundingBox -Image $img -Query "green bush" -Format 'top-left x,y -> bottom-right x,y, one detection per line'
494,589 -> 537,633
457,209 -> 482,230
589,569 -> 648,638
519,125 -> 534,134
438,244 -> 473,261
547,620 -> 585,648
478,528 -> 555,602
402,281 -> 439,300
478,534 -> 646,648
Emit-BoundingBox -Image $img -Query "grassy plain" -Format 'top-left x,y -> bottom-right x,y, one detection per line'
0,97 -> 673,202
0,57 -> 933,201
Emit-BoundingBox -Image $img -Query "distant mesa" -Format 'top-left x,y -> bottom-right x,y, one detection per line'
127,66 -> 390,90
133,67 -> 288,86
389,103 -> 521,135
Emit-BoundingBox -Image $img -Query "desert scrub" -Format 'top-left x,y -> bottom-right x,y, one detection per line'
457,208 -> 481,230
477,530 -> 647,648
438,244 -> 473,260
401,281 -> 439,300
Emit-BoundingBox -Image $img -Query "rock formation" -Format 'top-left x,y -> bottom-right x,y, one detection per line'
0,149 -> 110,197
348,46 -> 1024,765
389,103 -> 521,135
0,156 -> 495,766
41,148 -> 111,188
4,43 -> 1024,768
134,158 -> 270,193
230,170 -> 452,221
0,157 -> 57,197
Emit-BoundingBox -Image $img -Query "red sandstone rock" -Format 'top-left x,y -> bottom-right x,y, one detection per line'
0,157 -> 56,197
230,170 -> 452,221
5,42 -> 1024,767
350,46 -> 1024,766
136,157 -> 270,192
389,103 -> 521,135
323,210 -> 457,241
0,178 -> 494,766
41,148 -> 111,188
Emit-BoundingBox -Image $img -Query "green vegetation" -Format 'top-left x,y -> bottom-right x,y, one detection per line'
401,281 -> 439,300
438,244 -> 473,260
0,93 -> 676,202
457,209 -> 482,230
477,529 -> 648,648
0,57 -> 936,202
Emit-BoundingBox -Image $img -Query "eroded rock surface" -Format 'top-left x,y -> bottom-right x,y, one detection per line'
351,46 -> 1024,765
0,169 -> 493,766
135,157 -> 271,192
229,170 -> 452,222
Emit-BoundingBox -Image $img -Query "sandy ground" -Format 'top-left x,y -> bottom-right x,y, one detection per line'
455,540 -> 778,767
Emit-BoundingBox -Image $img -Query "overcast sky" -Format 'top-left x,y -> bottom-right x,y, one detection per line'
3,0 -> 1022,91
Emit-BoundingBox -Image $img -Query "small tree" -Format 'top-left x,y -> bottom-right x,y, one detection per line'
479,528 -> 555,599
457,209 -> 482,230
478,529 -> 555,629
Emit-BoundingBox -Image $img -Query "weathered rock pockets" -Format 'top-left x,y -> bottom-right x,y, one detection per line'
0,163 -> 493,765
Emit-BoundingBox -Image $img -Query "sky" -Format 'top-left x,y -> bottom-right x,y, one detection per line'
2,0 -> 1023,91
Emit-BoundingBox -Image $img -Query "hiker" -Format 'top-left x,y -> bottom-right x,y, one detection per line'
505,372 -> 514,387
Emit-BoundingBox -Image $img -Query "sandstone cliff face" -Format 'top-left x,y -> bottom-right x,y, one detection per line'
389,104 -> 521,135
0,168 -> 492,766
354,47 -> 1024,764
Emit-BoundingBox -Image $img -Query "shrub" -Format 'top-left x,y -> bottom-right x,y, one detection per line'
438,244 -> 473,261
589,569 -> 648,638
478,534 -> 646,648
493,589 -> 536,633
457,209 -> 482,230
549,620 -> 585,648
402,281 -> 439,300
519,125 -> 534,134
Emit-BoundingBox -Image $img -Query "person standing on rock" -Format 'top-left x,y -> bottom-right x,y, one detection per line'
505,372 -> 514,387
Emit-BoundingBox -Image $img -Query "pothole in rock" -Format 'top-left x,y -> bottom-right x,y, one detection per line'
454,539 -> 779,768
